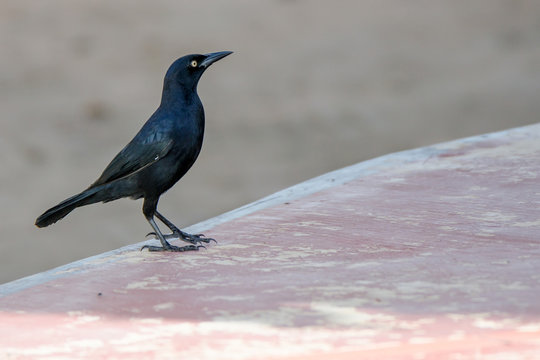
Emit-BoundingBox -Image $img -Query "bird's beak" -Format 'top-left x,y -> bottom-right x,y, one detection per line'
200,51 -> 233,68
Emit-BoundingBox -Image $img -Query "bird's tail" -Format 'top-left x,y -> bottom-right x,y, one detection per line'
35,187 -> 101,228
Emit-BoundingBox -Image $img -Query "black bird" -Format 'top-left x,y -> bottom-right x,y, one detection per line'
35,51 -> 233,252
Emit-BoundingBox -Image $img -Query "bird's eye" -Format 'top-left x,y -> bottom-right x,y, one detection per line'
190,60 -> 198,68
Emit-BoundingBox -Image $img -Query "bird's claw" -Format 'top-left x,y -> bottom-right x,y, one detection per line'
186,233 -> 217,245
145,230 -> 216,245
140,244 -> 204,252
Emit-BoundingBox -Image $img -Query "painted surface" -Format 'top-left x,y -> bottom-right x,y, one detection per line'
0,125 -> 539,359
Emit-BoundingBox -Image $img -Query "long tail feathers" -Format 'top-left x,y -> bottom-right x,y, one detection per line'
35,187 -> 100,228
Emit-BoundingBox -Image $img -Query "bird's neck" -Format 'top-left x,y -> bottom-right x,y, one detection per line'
160,80 -> 200,110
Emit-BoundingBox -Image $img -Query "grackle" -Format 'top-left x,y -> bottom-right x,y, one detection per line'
35,51 -> 233,252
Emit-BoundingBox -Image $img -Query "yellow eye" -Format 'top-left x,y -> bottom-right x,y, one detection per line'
190,60 -> 198,68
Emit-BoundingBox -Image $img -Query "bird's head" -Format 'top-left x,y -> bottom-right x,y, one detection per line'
163,51 -> 233,92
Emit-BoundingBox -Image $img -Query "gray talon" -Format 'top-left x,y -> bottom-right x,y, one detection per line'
141,244 -> 200,252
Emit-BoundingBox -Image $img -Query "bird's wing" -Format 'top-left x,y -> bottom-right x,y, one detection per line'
91,135 -> 174,187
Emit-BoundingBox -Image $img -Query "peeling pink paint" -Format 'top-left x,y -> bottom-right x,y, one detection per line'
1,125 -> 539,359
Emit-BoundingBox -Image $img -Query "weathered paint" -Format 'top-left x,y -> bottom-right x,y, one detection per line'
1,124 -> 539,359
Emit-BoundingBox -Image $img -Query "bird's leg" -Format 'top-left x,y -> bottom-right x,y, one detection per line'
140,200 -> 202,252
148,210 -> 216,245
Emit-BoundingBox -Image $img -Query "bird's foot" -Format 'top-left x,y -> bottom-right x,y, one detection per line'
146,230 -> 216,245
140,244 -> 204,252
180,231 -> 217,245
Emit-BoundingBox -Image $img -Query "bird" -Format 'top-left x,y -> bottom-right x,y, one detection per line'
35,51 -> 233,252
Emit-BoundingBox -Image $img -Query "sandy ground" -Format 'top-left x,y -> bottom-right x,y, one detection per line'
1,0 -> 539,283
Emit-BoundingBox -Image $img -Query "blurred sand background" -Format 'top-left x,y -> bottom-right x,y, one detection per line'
1,0 -> 539,283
